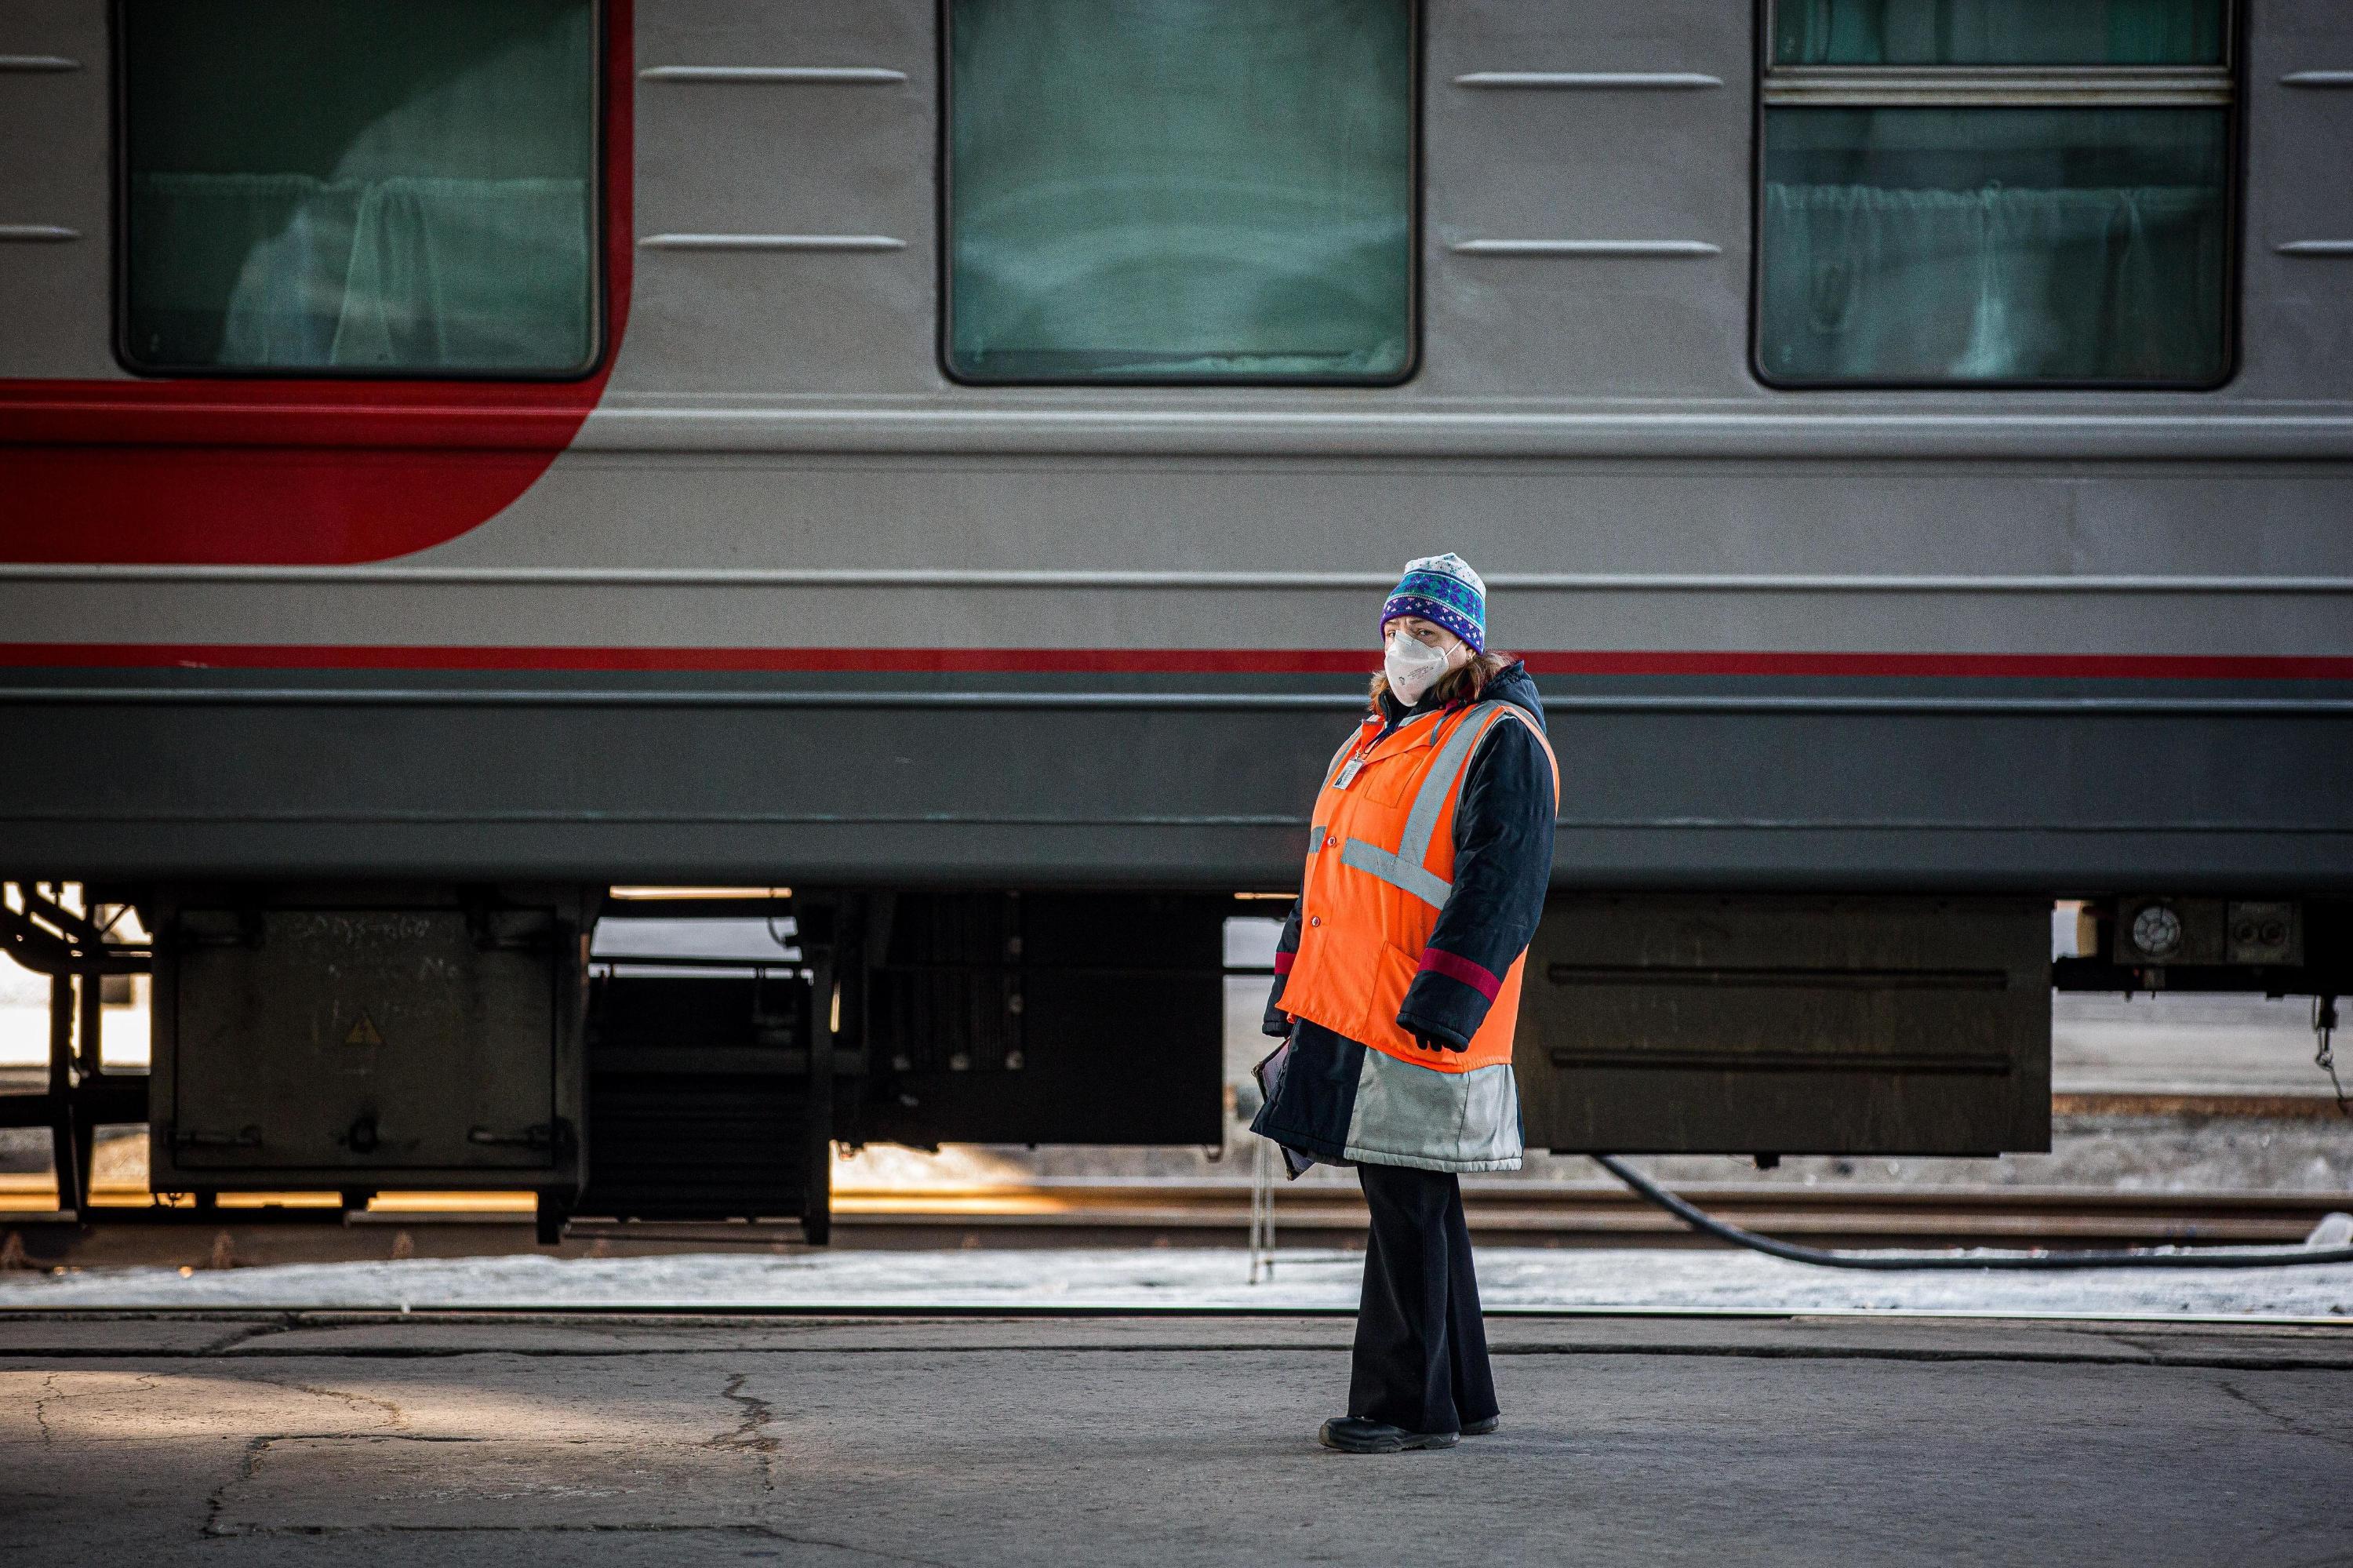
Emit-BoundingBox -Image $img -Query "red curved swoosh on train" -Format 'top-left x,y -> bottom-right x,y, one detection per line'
0,0 -> 633,566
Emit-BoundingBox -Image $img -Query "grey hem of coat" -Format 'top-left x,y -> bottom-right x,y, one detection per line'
1344,1048 -> 1525,1173
1340,1145 -> 1526,1174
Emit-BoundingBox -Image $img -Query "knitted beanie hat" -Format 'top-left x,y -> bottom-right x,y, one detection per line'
1380,552 -> 1486,653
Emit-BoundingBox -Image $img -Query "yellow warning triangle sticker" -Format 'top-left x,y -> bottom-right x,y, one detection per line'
344,1012 -> 386,1047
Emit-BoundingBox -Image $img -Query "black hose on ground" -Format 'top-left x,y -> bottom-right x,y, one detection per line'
1591,1154 -> 2353,1271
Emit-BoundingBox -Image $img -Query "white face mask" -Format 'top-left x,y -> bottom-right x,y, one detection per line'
1383,630 -> 1453,705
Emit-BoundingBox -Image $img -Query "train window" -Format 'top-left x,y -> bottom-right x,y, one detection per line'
1756,0 -> 2234,388
1773,0 -> 2226,66
943,0 -> 1415,385
118,0 -> 597,377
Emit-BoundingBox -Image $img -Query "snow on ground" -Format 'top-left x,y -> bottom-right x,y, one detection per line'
4,1244 -> 2352,1319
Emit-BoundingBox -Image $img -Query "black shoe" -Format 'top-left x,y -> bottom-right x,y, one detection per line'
1461,1415 -> 1500,1436
1318,1416 -> 1459,1453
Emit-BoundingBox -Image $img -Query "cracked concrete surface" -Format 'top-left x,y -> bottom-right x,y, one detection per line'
712,1370 -> 784,1490
267,1377 -> 412,1430
2,1315 -> 2349,1566
2214,1376 -> 2353,1454
30,1367 -> 56,1447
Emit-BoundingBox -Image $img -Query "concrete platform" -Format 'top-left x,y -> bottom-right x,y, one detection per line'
4,1312 -> 2349,1565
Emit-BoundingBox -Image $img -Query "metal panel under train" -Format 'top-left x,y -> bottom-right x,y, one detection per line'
859,892 -> 1227,1149
148,886 -> 588,1194
1515,896 -> 2049,1156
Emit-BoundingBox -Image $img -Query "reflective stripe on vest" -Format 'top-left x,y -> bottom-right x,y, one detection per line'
1335,700 -> 1526,908
1322,729 -> 1363,790
1330,709 -> 1439,792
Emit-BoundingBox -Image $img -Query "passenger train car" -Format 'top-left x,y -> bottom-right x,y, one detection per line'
1,0 -> 2347,1238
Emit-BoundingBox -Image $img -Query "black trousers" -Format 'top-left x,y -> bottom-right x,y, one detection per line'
1350,1162 -> 1498,1435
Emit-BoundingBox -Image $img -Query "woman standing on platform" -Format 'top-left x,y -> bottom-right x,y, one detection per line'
1252,552 -> 1558,1453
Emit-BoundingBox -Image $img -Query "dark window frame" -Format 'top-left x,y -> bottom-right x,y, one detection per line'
1747,0 -> 2245,393
935,0 -> 1424,389
108,0 -> 609,383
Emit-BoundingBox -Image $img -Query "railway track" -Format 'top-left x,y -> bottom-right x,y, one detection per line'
1,1176 -> 2348,1269
1,1090 -> 2344,1268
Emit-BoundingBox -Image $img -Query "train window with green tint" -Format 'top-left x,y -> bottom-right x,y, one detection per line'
1755,0 -> 2235,388
1772,0 -> 2226,66
944,0 -> 1416,385
118,0 -> 598,377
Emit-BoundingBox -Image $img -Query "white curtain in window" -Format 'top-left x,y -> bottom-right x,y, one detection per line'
1760,183 -> 2225,382
133,174 -> 589,370
123,5 -> 592,373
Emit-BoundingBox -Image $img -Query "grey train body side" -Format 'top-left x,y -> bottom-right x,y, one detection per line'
1,0 -> 2348,893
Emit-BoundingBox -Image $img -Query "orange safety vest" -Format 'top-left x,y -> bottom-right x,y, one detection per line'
1278,699 -> 1559,1074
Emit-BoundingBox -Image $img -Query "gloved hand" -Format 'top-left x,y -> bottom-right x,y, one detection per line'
1410,1030 -> 1469,1054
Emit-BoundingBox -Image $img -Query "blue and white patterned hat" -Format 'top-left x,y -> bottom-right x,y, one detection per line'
1380,552 -> 1486,652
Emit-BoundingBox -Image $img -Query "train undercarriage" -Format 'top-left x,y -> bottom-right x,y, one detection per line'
5,879 -> 2346,1245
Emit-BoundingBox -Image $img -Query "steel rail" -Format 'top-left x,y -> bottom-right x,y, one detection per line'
3,1180 -> 2349,1261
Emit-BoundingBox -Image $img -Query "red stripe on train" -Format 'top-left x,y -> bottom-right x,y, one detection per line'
0,645 -> 2346,679
0,0 -> 634,568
